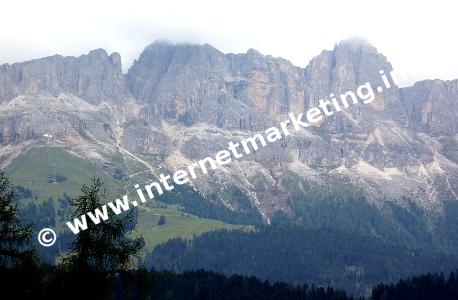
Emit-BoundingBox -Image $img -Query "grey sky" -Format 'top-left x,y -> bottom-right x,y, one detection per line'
1,0 -> 457,86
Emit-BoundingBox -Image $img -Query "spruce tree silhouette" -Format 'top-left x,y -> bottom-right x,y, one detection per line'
61,178 -> 144,299
0,171 -> 40,299
0,171 -> 33,266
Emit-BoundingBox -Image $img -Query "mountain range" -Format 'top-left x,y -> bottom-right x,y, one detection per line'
0,38 -> 457,253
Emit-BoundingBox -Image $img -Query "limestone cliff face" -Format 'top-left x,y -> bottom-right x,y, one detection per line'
0,49 -> 123,104
126,42 -> 306,130
401,79 -> 458,136
126,40 -> 407,135
0,39 -> 457,235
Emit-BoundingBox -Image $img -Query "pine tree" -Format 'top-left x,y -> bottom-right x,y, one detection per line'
0,172 -> 43,299
64,178 -> 144,273
60,178 -> 144,298
0,171 -> 33,267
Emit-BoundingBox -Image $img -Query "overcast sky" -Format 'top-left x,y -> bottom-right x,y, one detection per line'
1,0 -> 456,86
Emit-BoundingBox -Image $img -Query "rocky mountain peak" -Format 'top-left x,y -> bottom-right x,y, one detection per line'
0,49 -> 123,104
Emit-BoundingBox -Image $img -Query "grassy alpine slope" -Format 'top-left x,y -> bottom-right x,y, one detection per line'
5,146 -> 244,252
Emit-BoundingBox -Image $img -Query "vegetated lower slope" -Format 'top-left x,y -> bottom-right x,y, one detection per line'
147,226 -> 458,296
281,169 -> 458,254
5,146 -> 245,261
135,204 -> 246,251
5,146 -> 122,201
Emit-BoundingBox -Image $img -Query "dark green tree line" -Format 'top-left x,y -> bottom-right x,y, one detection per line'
1,171 -> 457,299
